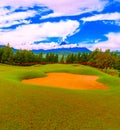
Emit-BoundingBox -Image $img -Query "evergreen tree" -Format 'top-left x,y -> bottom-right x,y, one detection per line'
0,47 -> 4,62
54,54 -> 58,63
60,54 -> 65,63
45,53 -> 49,63
49,52 -> 54,63
80,52 -> 89,62
37,52 -> 43,63
1,43 -> 14,64
66,54 -> 71,63
76,52 -> 81,62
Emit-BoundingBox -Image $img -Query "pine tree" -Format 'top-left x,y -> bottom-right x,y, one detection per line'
1,43 -> 14,64
60,55 -> 65,63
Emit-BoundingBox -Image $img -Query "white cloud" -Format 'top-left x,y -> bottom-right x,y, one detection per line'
0,10 -> 36,22
0,20 -> 31,28
89,33 -> 120,51
0,0 -> 108,18
0,7 -> 36,28
0,20 -> 79,49
0,7 -> 12,16
41,0 -> 108,18
81,12 -> 120,22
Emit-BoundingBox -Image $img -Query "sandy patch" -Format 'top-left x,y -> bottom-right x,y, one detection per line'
22,73 -> 109,90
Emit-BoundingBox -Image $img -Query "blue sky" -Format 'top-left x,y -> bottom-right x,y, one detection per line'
0,0 -> 120,50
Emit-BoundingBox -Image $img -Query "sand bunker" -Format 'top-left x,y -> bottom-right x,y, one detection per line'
22,73 -> 109,90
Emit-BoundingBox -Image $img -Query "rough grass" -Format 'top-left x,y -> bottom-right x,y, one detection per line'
0,63 -> 120,130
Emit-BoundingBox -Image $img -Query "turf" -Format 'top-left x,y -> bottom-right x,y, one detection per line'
0,63 -> 120,130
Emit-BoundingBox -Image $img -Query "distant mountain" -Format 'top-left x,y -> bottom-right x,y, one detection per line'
32,42 -> 91,54
0,44 -> 91,54
32,47 -> 91,54
0,45 -> 4,48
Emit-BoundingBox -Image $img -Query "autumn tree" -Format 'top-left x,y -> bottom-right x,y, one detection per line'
95,49 -> 115,69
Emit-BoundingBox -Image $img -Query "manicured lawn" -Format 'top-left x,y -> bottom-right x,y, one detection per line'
0,64 -> 120,130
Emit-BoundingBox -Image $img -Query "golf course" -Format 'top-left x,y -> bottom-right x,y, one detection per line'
0,63 -> 120,130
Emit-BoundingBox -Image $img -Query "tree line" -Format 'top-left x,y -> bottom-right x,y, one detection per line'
0,44 -> 120,70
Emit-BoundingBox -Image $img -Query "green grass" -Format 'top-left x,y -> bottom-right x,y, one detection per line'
0,63 -> 120,130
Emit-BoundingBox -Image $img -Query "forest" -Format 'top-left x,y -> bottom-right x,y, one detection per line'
0,44 -> 120,71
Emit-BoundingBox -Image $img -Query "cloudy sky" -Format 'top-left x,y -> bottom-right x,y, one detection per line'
0,0 -> 120,50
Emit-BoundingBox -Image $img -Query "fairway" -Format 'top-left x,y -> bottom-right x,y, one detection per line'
0,64 -> 120,130
23,72 -> 109,90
